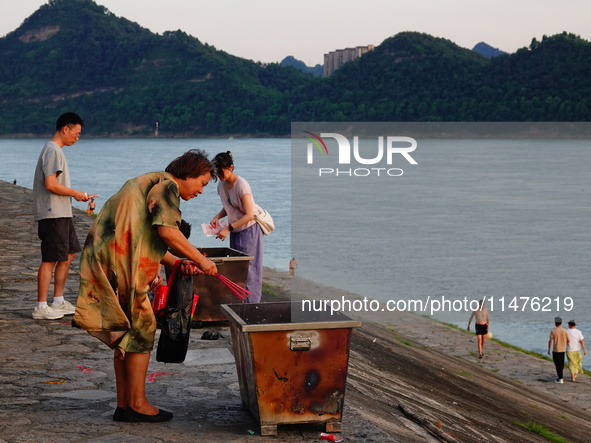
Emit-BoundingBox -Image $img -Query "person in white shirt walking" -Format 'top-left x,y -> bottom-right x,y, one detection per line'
566,320 -> 587,382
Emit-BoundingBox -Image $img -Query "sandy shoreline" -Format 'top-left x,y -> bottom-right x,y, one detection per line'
2,179 -> 591,442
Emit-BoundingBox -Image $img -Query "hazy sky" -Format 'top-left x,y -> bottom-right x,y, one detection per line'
1,0 -> 590,66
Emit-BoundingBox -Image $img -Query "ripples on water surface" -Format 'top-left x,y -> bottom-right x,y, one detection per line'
2,136 -> 590,362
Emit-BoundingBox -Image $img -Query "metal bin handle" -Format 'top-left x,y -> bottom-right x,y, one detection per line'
290,335 -> 312,352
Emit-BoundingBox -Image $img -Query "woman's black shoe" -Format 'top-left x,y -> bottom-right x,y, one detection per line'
113,406 -> 126,421
121,407 -> 173,423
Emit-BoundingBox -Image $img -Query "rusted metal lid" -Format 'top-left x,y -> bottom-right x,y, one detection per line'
221,302 -> 361,332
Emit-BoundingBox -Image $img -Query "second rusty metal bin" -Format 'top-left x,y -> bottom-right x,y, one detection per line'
221,301 -> 361,436
193,247 -> 253,322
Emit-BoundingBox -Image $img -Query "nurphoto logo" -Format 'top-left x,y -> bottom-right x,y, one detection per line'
303,131 -> 418,177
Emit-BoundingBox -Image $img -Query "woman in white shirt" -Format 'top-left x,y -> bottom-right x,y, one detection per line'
210,151 -> 263,303
566,320 -> 587,382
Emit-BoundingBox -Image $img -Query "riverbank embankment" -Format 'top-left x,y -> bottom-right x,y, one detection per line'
1,179 -> 591,442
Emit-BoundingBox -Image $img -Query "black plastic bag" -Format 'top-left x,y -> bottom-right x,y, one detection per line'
156,261 -> 196,363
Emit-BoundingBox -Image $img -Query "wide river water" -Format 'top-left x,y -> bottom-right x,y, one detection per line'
1,136 -> 589,365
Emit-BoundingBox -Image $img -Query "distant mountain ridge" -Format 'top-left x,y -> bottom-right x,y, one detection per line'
0,0 -> 589,136
280,56 -> 323,77
0,0 -> 315,135
281,42 -> 506,77
472,42 -> 507,58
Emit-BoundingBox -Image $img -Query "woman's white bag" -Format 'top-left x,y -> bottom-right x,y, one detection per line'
255,207 -> 275,235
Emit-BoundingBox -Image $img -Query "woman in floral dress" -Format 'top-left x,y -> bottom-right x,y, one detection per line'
73,149 -> 217,423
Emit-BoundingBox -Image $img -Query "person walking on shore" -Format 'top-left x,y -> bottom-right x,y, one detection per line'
548,316 -> 570,384
566,320 -> 587,382
467,299 -> 489,359
289,257 -> 298,276
32,112 -> 93,320
87,197 -> 96,215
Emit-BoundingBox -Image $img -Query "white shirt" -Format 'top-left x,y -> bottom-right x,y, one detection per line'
567,328 -> 584,352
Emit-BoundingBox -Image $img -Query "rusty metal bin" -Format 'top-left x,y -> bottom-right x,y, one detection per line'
221,301 -> 361,436
193,247 -> 253,322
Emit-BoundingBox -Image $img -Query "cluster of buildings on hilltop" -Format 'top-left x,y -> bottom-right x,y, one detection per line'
323,45 -> 374,77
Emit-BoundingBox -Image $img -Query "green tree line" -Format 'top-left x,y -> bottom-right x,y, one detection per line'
0,0 -> 589,136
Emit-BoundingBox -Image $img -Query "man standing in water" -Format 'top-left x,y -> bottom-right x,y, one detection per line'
467,299 -> 490,359
32,112 -> 92,320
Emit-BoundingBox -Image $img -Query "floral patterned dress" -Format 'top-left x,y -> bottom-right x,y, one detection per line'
73,172 -> 181,356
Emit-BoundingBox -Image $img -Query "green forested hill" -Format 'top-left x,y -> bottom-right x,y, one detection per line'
287,32 -> 490,122
0,0 -> 314,135
287,32 -> 591,123
0,0 -> 590,136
